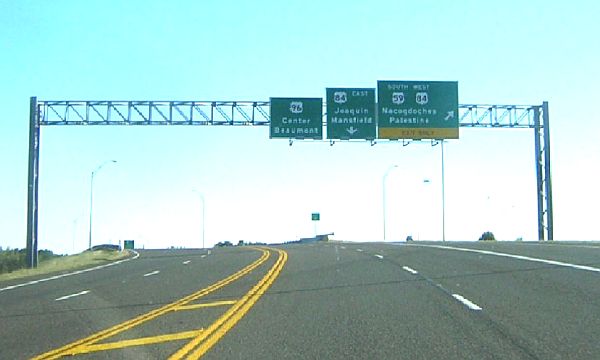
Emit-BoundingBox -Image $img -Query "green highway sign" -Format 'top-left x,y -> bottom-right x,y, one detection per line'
312,213 -> 320,221
270,98 -> 323,139
123,240 -> 134,250
326,88 -> 376,140
377,81 -> 459,139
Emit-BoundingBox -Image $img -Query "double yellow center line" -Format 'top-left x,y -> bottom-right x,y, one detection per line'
171,247 -> 287,359
33,247 -> 287,359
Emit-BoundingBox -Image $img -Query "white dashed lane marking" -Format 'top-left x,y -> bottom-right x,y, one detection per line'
55,290 -> 90,302
452,293 -> 483,311
402,266 -> 419,275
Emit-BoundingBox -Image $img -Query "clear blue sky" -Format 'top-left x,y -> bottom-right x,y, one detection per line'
1,0 -> 599,254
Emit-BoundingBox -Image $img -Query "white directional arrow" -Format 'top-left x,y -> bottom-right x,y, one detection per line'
346,126 -> 358,135
444,111 -> 455,121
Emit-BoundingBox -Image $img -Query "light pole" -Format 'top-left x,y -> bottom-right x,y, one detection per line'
88,160 -> 117,250
192,190 -> 206,249
382,165 -> 398,241
441,140 -> 446,242
419,178 -> 432,240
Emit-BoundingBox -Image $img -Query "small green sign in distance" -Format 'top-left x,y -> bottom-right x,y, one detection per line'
326,88 -> 376,140
312,213 -> 320,221
377,81 -> 459,140
124,240 -> 134,250
270,98 -> 323,139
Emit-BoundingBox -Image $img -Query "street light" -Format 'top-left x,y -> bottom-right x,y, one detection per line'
440,140 -> 446,242
88,160 -> 117,250
192,190 -> 206,249
419,178 -> 432,240
382,165 -> 398,241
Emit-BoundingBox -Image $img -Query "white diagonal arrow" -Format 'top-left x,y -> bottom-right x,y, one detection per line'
444,111 -> 455,121
346,126 -> 358,135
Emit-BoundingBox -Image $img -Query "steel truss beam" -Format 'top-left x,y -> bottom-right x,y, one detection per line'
26,98 -> 553,267
38,101 -> 538,128
39,101 -> 271,126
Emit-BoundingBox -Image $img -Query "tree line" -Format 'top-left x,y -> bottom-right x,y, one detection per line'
0,248 -> 60,274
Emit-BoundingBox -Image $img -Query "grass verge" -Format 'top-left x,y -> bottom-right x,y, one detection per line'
0,250 -> 130,283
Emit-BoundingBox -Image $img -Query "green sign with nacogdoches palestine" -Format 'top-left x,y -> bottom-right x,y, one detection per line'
377,81 -> 459,139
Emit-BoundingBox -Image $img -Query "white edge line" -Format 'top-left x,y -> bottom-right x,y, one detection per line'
519,243 -> 600,250
143,270 -> 160,277
402,266 -> 419,275
452,293 -> 483,311
55,290 -> 91,302
411,244 -> 600,273
0,250 -> 140,293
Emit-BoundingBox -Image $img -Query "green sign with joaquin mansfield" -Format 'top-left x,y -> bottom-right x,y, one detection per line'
270,98 -> 323,139
326,88 -> 376,140
377,80 -> 459,139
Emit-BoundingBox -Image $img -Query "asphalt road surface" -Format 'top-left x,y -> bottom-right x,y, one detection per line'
1,241 -> 599,359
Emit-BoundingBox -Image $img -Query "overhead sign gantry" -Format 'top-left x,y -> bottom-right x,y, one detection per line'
26,81 -> 553,267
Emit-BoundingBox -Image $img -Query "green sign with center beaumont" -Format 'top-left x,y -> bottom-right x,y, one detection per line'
326,88 -> 376,140
270,98 -> 323,139
377,81 -> 459,139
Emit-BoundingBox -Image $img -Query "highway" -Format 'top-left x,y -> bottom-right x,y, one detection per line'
1,241 -> 599,359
